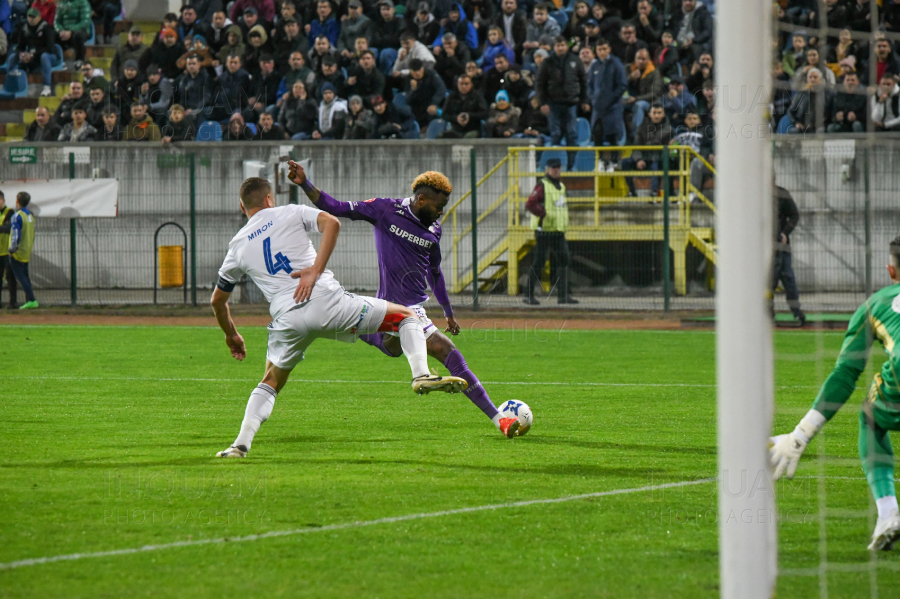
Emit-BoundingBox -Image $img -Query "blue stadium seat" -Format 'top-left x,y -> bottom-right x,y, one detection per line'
573,151 -> 595,172
393,92 -> 408,110
50,45 -> 66,72
410,120 -> 421,139
576,117 -> 591,146
537,149 -> 567,171
86,22 -> 96,45
246,123 -> 257,135
776,114 -> 792,134
196,120 -> 222,141
0,70 -> 28,99
550,10 -> 568,29
425,119 -> 449,139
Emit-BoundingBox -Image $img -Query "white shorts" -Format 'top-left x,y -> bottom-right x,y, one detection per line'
266,288 -> 388,370
383,303 -> 437,340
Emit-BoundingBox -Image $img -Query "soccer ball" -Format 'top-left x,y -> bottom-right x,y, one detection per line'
499,400 -> 533,436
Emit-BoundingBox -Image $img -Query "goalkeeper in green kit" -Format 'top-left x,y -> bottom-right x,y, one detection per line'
771,236 -> 900,551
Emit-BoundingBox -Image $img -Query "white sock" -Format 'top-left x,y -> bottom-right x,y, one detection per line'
876,495 -> 899,521
490,413 -> 503,428
398,317 -> 429,378
233,383 -> 277,450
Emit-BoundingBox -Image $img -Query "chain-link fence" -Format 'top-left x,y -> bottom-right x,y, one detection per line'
1,137 -> 898,311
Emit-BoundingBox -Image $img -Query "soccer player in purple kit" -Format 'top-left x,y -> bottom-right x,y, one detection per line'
287,160 -> 522,439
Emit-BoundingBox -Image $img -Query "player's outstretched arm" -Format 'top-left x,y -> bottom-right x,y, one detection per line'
290,211 -> 341,303
210,287 -> 246,361
286,160 -> 379,223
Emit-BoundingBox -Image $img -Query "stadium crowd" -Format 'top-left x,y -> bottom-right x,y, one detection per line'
7,0 -> 900,155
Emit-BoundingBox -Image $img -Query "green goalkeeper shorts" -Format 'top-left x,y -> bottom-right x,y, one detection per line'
864,374 -> 900,431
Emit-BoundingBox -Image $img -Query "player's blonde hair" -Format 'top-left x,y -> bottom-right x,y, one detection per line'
412,171 -> 453,196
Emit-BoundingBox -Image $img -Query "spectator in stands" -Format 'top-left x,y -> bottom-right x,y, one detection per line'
537,36 -> 589,171
624,47 -> 661,132
58,105 -> 96,141
486,89 -> 520,137
54,0 -> 91,68
827,28 -> 860,68
433,32 -> 466,87
112,59 -> 142,123
210,53 -> 251,122
481,25 -> 514,72
685,52 -> 713,95
236,6 -> 263,39
278,50 -> 317,106
883,0 -> 900,33
672,108 -> 705,159
654,30 -> 680,80
274,17 -> 308,66
279,80 -> 319,139
503,64 -> 532,109
252,110 -> 286,139
788,68 -> 830,133
408,2 -> 440,46
771,61 -> 793,130
580,19 -> 603,53
86,85 -> 108,129
524,157 -> 577,305
782,31 -> 807,78
434,4 -> 479,56
161,103 -> 195,143
81,59 -> 108,92
441,72 -> 488,137
177,35 -> 216,71
873,37 -> 900,85
462,0 -> 493,46
620,103 -> 671,196
848,0 -> 872,31
346,49 -> 385,101
343,94 -> 375,138
230,0 -> 275,25
871,75 -> 900,132
405,57 -> 446,126
308,0 -> 339,47
313,82 -> 348,138
217,25 -> 244,63
587,38 -> 626,147
25,106 -> 61,141
111,26 -> 147,80
826,70 -> 865,133
392,30 -> 435,75
96,106 -> 123,140
275,1 -> 297,31
523,3 -> 559,66
661,77 -> 696,128
141,64 -> 173,123
6,8 -> 56,97
178,6 -> 212,43
251,53 -> 280,113
206,10 -> 232,54
465,59 -> 483,90
90,0 -> 121,44
315,54 -> 346,99
242,25 -> 271,79
669,0 -> 712,63
342,34 -> 373,72
481,51 -> 510,104
223,112 -> 248,140
488,0 -> 528,62
175,54 -> 213,121
696,79 -> 715,125
53,80 -> 90,127
371,93 -> 416,137
32,0 -> 57,25
308,34 -> 340,74
792,47 -> 835,90
518,91 -> 550,144
611,21 -> 647,65
564,0 -> 590,43
578,46 -> 593,72
591,3 -> 622,40
124,102 -> 162,140
140,28 -> 184,80
338,0 -> 371,56
633,0 -> 662,48
371,0 -> 402,74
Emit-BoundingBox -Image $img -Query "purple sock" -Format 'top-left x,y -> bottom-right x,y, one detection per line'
444,349 -> 499,420
360,333 -> 397,358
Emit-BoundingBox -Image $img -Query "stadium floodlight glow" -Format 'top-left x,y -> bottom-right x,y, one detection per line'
716,1 -> 777,598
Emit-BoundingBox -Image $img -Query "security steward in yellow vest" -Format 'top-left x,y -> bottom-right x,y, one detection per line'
8,192 -> 38,309
0,192 -> 18,308
523,157 -> 578,305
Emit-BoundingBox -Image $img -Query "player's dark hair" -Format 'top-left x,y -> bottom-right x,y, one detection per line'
17,192 -> 31,207
239,177 -> 272,209
890,236 -> 900,268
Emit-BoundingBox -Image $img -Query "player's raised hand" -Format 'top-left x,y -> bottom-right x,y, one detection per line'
225,332 -> 246,361
287,160 -> 306,186
445,316 -> 461,335
291,266 -> 321,303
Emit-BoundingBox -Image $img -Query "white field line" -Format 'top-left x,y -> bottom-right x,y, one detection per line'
8,375 -> 824,390
0,478 -> 715,571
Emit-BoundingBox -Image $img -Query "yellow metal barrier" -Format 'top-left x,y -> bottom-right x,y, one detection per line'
442,145 -> 717,296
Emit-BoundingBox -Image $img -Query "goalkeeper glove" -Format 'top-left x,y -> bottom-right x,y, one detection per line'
770,409 -> 827,480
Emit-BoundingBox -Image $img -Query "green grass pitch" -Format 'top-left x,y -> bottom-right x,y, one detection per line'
1,324 -> 899,597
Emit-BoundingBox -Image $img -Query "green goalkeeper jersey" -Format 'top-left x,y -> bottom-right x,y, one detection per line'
813,283 -> 900,420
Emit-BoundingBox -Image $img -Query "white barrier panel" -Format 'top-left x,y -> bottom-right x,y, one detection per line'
0,179 -> 118,218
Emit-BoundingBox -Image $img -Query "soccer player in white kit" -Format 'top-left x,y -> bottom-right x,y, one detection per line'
211,177 -> 467,458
